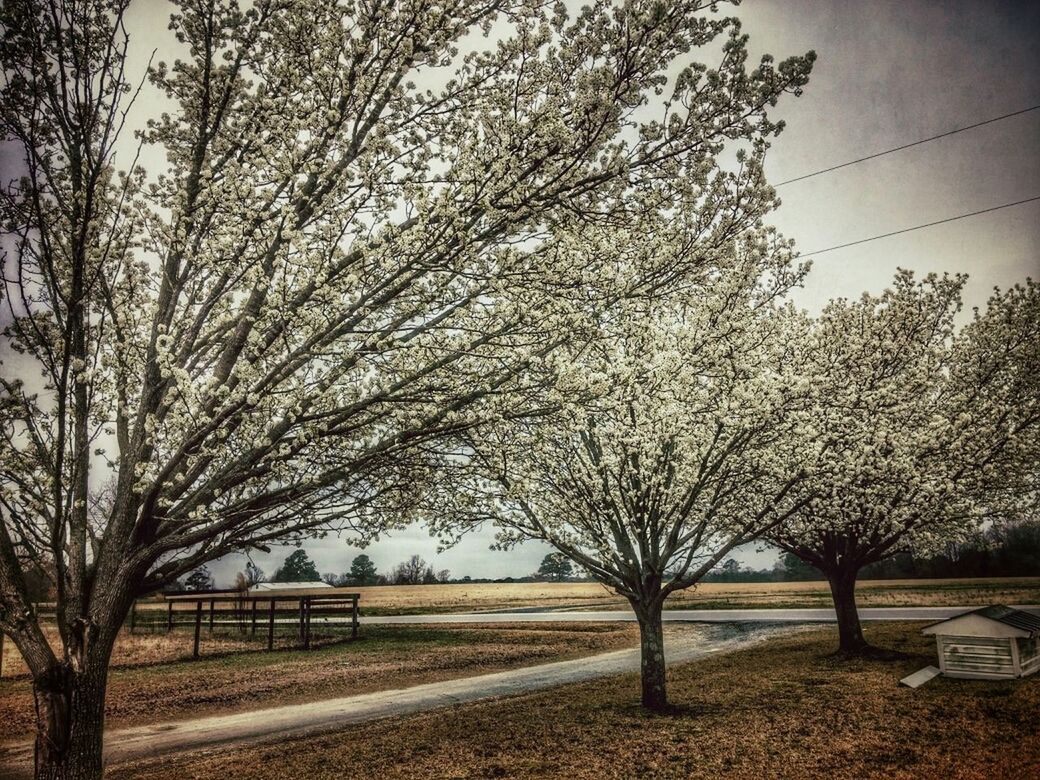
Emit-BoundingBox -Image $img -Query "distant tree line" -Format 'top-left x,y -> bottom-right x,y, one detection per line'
321,554 -> 449,587
704,520 -> 1040,583
43,523 -> 1039,600
853,519 -> 1040,580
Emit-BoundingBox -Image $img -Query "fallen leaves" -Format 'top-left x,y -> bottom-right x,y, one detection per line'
0,623 -> 637,737
106,622 -> 1039,780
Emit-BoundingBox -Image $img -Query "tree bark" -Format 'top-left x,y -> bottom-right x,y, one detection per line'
634,599 -> 667,710
32,636 -> 114,780
826,567 -> 869,656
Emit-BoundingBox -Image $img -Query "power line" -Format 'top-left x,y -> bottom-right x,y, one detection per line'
775,105 -> 1040,187
800,196 -> 1040,257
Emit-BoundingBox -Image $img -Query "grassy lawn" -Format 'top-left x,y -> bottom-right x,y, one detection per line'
300,577 -> 1040,614
0,623 -> 637,737
110,622 -> 1039,780
660,577 -> 1040,611
85,577 -> 1040,622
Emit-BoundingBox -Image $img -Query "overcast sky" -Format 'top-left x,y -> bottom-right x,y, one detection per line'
748,0 -> 1039,316
113,0 -> 1040,585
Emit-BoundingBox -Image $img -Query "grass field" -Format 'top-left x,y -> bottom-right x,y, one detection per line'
0,623 -> 638,736
221,576 -> 1040,615
108,622 -> 1040,780
6,577 -> 1037,678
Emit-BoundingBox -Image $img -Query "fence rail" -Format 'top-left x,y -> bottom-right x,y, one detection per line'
130,593 -> 361,659
1,594 -> 361,676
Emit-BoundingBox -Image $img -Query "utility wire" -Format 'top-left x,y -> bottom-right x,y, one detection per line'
800,195 -> 1040,257
776,105 -> 1040,187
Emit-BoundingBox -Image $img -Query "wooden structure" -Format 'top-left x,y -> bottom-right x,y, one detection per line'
898,665 -> 941,689
133,592 -> 360,660
248,581 -> 333,593
922,605 -> 1040,680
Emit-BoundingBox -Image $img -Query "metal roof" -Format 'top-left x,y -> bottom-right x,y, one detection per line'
925,604 -> 1040,636
971,605 -> 1040,634
250,581 -> 332,591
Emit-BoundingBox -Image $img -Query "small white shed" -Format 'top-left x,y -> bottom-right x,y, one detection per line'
248,581 -> 332,595
922,605 -> 1040,680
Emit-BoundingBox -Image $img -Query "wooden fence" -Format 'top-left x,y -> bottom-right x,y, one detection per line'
0,595 -> 359,677
129,593 -> 361,659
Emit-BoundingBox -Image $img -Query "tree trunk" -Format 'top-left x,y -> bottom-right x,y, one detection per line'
826,567 -> 869,656
634,599 -> 667,710
32,644 -> 112,780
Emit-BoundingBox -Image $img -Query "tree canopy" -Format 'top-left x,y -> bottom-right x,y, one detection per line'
184,566 -> 214,591
768,272 -> 1040,654
348,554 -> 378,585
537,553 -> 574,582
436,238 -> 817,707
0,0 -> 815,772
271,549 -> 321,582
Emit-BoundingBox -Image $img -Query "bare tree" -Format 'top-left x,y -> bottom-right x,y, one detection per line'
243,560 -> 266,588
391,555 -> 429,585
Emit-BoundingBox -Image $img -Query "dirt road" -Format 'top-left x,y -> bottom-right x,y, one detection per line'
0,624 -> 792,778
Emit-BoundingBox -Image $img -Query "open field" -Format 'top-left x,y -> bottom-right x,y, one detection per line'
660,577 -> 1040,610
83,577 -> 1040,622
108,622 -> 1040,780
6,577 -> 1036,679
0,623 -> 637,737
315,576 -> 1040,613
1,626 -> 295,679
132,577 -> 1040,615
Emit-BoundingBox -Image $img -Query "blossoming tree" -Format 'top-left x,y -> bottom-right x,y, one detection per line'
0,0 -> 813,775
768,272 -> 1040,657
441,241 -> 816,710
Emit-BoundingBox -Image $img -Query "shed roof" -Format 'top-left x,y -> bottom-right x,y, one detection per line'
973,605 -> 1040,633
922,605 -> 1040,638
251,581 -> 331,591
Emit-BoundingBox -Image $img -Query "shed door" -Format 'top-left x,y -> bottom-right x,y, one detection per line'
940,635 -> 1015,678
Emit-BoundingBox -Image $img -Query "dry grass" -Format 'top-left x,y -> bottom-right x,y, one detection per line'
110,622 -> 1040,780
89,577 -> 1040,618
0,627 -> 266,679
245,577 -> 1040,614
0,623 -> 637,737
6,576 -> 1035,676
370,576 -> 1040,612
664,577 -> 1040,610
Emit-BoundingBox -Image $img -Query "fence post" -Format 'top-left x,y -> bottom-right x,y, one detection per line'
129,600 -> 137,634
167,601 -> 174,633
209,599 -> 215,631
250,599 -> 257,637
352,596 -> 359,640
193,601 -> 203,660
298,598 -> 305,645
303,598 -> 311,651
267,599 -> 276,652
